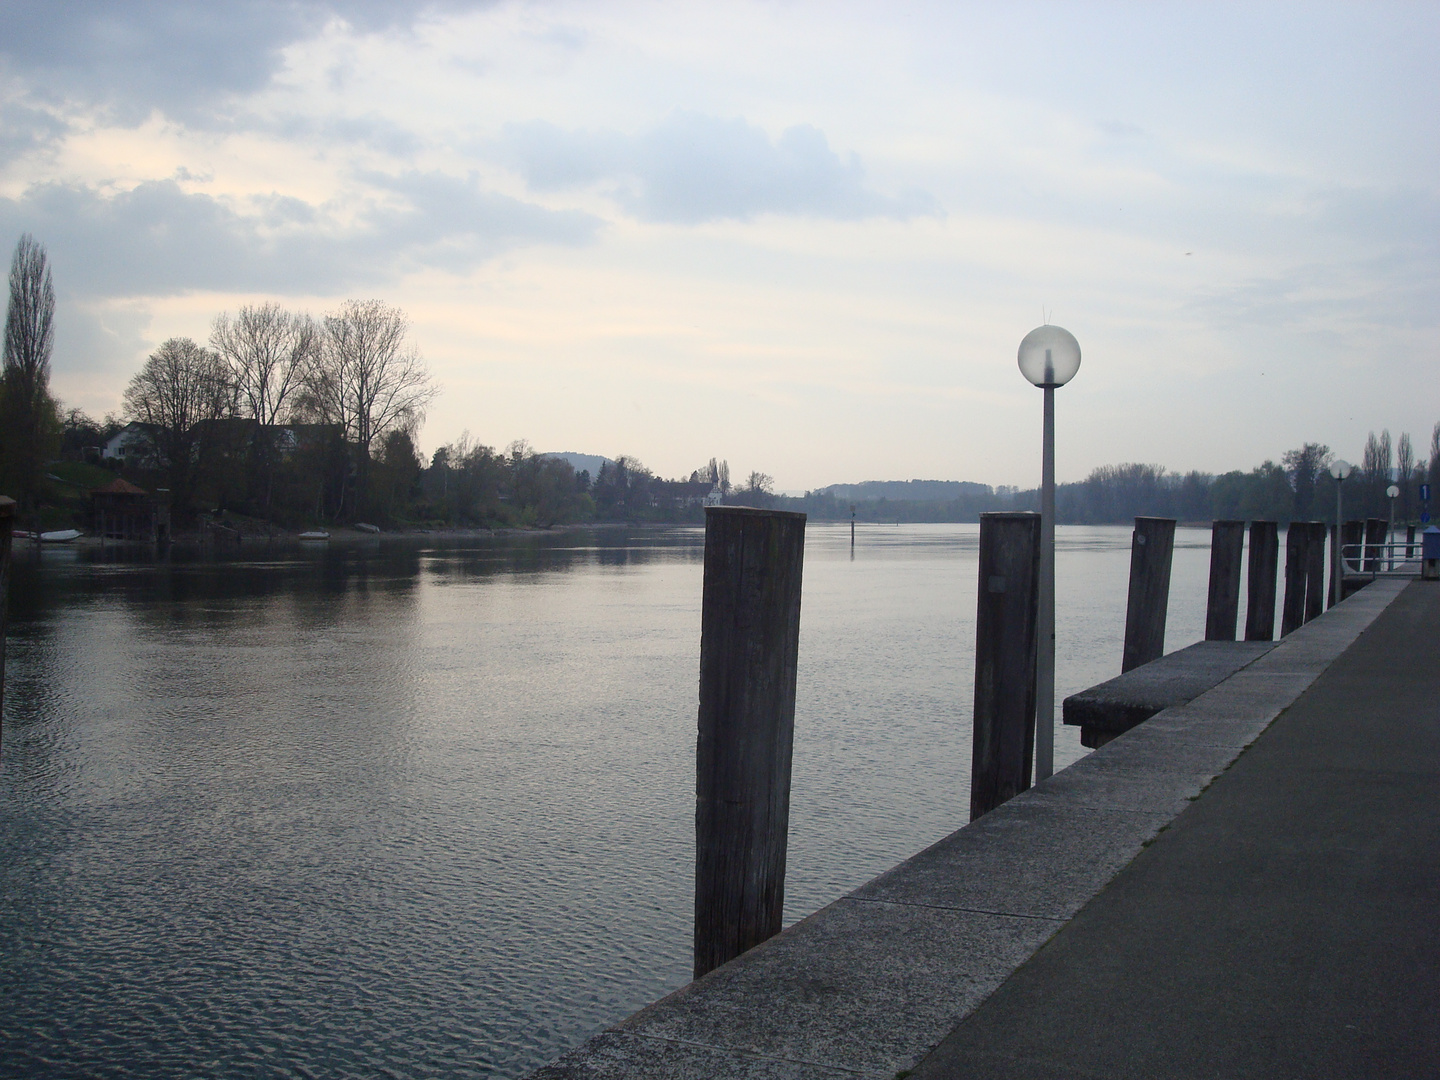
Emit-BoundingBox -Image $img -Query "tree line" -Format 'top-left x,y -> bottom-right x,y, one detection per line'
5,233 -> 1438,532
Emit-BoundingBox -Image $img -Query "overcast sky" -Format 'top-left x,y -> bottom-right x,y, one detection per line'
3,1 -> 1436,488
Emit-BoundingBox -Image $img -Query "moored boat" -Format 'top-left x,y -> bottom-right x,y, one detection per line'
40,529 -> 82,543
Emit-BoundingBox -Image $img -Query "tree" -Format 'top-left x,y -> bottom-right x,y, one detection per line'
1281,443 -> 1331,520
1396,433 -> 1415,523
1430,422 -> 1440,494
741,471 -> 775,507
122,337 -> 232,518
300,299 -> 437,518
211,302 -> 318,517
211,303 -> 315,426
1,234 -> 62,508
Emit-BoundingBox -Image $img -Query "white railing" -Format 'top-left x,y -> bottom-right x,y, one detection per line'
1340,542 -> 1422,577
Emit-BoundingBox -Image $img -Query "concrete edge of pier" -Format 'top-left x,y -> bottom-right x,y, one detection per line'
527,577 -> 1411,1080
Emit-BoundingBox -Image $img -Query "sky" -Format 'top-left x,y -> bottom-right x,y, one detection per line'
2,1 -> 1437,490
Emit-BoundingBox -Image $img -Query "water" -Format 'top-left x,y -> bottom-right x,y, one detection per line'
0,524 -> 1225,1078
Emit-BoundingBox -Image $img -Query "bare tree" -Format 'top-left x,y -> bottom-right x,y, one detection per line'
1,234 -> 61,508
122,338 -> 232,518
1431,421 -> 1440,493
211,303 -> 317,519
300,299 -> 436,518
1396,433 -> 1414,522
211,302 -> 315,425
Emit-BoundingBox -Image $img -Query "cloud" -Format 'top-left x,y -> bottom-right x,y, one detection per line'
0,172 -> 598,299
500,112 -> 943,224
0,1 -> 494,126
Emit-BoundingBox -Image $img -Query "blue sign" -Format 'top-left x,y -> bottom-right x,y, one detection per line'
1424,512 -> 1433,524
1422,484 -> 1432,502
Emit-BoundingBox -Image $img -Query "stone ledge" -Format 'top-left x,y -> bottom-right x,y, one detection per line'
527,577 -> 1411,1080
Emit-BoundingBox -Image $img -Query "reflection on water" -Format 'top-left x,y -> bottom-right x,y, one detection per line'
1,524 -> 1220,1078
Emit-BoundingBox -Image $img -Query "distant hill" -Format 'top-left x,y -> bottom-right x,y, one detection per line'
816,479 -> 994,502
541,452 -> 613,478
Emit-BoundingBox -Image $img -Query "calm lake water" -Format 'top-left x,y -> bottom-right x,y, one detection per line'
0,523 -> 1238,1078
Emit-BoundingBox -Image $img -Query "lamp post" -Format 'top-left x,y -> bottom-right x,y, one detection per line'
1330,459 -> 1351,596
1386,483 -> 1400,569
1017,325 -> 1081,783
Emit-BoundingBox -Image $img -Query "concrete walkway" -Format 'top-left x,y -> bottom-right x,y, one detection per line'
914,578 -> 1440,1079
529,577 -> 1429,1079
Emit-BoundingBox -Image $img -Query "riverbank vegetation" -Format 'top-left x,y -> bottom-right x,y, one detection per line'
5,234 -> 1439,533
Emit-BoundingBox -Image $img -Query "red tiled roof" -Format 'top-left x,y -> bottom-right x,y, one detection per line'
92,478 -> 148,496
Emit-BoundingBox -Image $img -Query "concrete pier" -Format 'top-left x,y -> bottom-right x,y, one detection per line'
528,577 -> 1427,1079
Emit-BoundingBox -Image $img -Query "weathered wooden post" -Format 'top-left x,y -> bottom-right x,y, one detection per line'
1328,523 -> 1339,608
970,512 -> 1040,821
1303,521 -> 1326,624
1406,523 -> 1417,558
1244,520 -> 1279,641
1280,523 -> 1310,636
0,496 -> 13,751
1363,518 -> 1386,573
694,506 -> 806,980
1204,520 -> 1244,641
1121,517 -> 1175,672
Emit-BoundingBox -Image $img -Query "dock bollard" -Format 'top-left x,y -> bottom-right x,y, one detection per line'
970,512 -> 1041,821
1303,521 -> 1326,624
1121,517 -> 1175,672
1244,521 -> 1279,641
693,506 -> 806,980
0,496 -> 12,750
1204,520 -> 1244,641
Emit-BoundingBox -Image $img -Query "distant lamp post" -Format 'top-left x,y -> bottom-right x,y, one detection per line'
1017,324 -> 1081,782
1386,483 -> 1400,569
1330,459 -> 1351,589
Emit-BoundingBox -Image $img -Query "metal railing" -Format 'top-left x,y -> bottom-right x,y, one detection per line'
1340,541 -> 1422,578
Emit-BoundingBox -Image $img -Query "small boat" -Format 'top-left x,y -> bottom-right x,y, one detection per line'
40,529 -> 82,543
11,529 -> 35,539
354,522 -> 381,534
298,530 -> 330,541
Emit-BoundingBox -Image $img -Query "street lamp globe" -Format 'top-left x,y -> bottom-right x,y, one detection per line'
1017,325 -> 1082,388
1330,460 -> 1352,480
1387,484 -> 1400,500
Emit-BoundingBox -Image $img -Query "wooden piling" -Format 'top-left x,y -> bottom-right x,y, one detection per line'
1303,521 -> 1326,624
1280,522 -> 1310,636
1244,521 -> 1279,641
1121,517 -> 1175,672
1363,518 -> 1386,572
694,505 -> 806,980
0,496 -> 12,752
970,512 -> 1041,821
1204,520 -> 1244,641
1406,523 -> 1417,558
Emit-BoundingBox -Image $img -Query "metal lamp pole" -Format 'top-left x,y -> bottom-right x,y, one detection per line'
1018,326 -> 1081,783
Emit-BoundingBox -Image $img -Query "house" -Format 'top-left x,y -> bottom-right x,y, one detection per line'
102,422 -> 161,466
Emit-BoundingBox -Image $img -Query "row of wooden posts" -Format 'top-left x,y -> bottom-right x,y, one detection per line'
691,506 -> 1399,979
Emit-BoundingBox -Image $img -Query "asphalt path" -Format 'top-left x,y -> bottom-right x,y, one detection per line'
913,579 -> 1440,1080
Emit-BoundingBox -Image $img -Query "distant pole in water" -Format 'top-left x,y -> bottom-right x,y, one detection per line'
1122,517 -> 1175,672
1204,520 -> 1244,641
970,512 -> 1041,820
694,506 -> 806,980
1244,521 -> 1279,641
0,496 -> 13,753
850,503 -> 856,550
